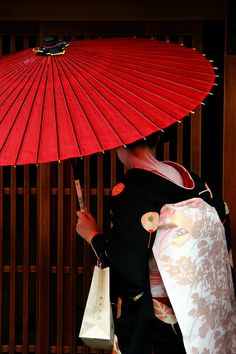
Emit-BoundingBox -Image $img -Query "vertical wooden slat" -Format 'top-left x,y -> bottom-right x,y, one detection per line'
0,167 -> 3,353
97,154 -> 103,232
69,165 -> 77,354
36,164 -> 50,354
190,33 -> 203,175
83,157 -> 90,354
84,157 -> 90,210
23,36 -> 29,50
39,24 -> 45,48
190,108 -> 202,175
177,123 -> 183,164
23,166 -> 29,354
110,150 -> 117,189
9,167 -> 16,354
97,154 -> 104,354
0,35 -> 3,56
10,35 -> 15,53
178,36 -> 185,45
57,162 -> 64,354
176,36 -> 185,165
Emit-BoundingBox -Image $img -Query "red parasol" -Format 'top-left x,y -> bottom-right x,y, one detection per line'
0,38 -> 215,166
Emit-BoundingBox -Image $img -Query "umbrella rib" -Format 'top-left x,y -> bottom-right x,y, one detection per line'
77,57 -> 208,116
53,59 -> 82,156
56,58 -> 129,149
0,60 -> 47,164
0,57 -> 41,100
0,40 -> 215,164
0,59 -> 43,123
14,61 -> 49,165
76,52 -> 214,91
74,49 -> 213,76
48,46 -> 214,81
52,60 -> 61,161
0,56 -> 37,87
79,53 -> 214,95
75,55 -> 207,107
35,62 -> 51,165
15,60 -> 49,165
63,56 -> 165,130
56,59 -> 106,152
66,56 -> 180,125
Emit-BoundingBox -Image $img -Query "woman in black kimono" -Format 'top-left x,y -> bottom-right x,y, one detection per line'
76,132 -> 233,354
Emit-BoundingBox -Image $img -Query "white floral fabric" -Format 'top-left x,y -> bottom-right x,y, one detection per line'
153,197 -> 236,354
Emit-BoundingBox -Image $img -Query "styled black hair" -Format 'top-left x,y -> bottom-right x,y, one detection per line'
127,126 -> 174,148
128,131 -> 161,149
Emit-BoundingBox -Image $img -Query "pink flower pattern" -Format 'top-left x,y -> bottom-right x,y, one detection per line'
153,198 -> 236,354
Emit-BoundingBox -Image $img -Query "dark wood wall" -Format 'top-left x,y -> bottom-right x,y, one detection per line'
0,0 -> 226,21
0,1 -> 235,353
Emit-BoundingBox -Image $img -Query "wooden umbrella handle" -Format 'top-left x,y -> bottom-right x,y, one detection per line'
74,179 -> 86,213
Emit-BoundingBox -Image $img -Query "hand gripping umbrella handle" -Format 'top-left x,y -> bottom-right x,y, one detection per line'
74,179 -> 86,214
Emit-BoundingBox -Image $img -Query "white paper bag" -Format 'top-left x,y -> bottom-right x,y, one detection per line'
79,265 -> 114,350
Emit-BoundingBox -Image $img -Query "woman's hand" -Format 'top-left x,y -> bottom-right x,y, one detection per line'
76,209 -> 100,244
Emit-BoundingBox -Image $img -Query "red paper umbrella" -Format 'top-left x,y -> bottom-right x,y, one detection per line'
0,38 -> 215,166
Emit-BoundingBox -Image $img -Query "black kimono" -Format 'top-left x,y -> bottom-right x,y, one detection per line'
92,166 -> 231,354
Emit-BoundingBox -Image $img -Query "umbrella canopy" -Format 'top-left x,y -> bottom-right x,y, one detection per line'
0,38 -> 215,166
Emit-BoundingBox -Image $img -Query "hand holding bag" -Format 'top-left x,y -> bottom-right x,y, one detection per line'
79,264 -> 114,350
